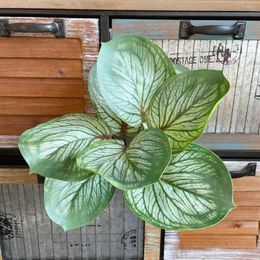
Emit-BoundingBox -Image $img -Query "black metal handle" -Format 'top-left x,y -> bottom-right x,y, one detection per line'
0,19 -> 65,38
230,163 -> 257,179
179,21 -> 246,40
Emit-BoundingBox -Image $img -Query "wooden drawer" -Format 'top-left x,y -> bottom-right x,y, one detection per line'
163,159 -> 260,258
112,19 -> 260,137
0,17 -> 99,141
0,183 -> 144,259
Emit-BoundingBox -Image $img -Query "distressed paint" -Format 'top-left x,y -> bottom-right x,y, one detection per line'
0,184 -> 144,259
112,19 -> 260,40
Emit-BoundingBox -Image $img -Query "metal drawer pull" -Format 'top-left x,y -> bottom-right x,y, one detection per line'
230,163 -> 256,179
179,20 -> 246,40
0,19 -> 65,38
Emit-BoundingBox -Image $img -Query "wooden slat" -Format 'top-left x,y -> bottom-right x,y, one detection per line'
234,191 -> 260,206
181,221 -> 259,236
0,58 -> 82,78
0,37 -> 82,59
197,134 -> 260,151
0,78 -> 85,97
233,177 -> 260,192
0,0 -> 260,12
179,234 -> 257,249
0,97 -> 84,116
0,115 -> 56,135
226,206 -> 260,221
0,184 -> 144,259
113,20 -> 260,40
144,224 -> 161,260
0,168 -> 37,184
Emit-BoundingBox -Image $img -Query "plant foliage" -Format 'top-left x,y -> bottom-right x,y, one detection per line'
19,35 -> 235,231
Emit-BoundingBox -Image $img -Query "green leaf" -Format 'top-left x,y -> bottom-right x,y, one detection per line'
88,63 -> 138,135
171,62 -> 189,74
77,128 -> 171,190
18,114 -> 112,181
44,175 -> 115,231
97,35 -> 175,128
124,144 -> 235,230
147,70 -> 229,153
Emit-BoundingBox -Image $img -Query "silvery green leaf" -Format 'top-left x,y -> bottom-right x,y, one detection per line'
44,175 -> 115,231
97,35 -> 175,128
124,144 -> 235,230
88,63 -> 138,135
19,114 -> 112,181
147,70 -> 229,153
77,128 -> 171,190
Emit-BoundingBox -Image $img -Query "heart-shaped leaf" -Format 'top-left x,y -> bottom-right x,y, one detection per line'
88,63 -> 138,135
44,175 -> 115,231
147,70 -> 229,153
124,144 -> 235,230
97,35 -> 175,128
77,128 -> 171,190
19,114 -> 112,181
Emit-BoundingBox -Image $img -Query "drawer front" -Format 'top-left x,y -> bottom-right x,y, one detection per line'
0,183 -> 144,259
164,159 -> 260,258
112,19 -> 260,135
0,17 -> 99,136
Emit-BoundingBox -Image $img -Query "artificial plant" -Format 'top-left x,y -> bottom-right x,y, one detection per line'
19,35 -> 235,231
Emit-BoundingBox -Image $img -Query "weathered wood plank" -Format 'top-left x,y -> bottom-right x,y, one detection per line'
67,227 -> 82,259
235,41 -> 257,133
8,185 -> 26,258
123,198 -> 140,259
181,221 -> 259,236
226,206 -> 260,221
0,97 -> 84,116
0,115 -> 56,135
234,191 -> 260,206
1,184 -> 143,259
0,185 -> 12,260
245,40 -> 260,133
197,133 -> 260,151
34,184 -> 54,259
113,19 -> 260,40
0,168 -> 37,184
109,190 -> 124,258
0,58 -> 82,78
233,177 -> 260,191
0,37 -> 82,59
179,234 -> 257,249
96,205 -> 111,259
0,78 -> 85,98
1,0 -> 260,12
165,231 -> 260,259
144,224 -> 161,260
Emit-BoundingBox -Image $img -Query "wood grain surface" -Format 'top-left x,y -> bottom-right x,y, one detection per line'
0,186 -> 144,259
0,17 -> 99,139
180,221 -> 259,236
144,224 -> 161,260
0,168 -> 37,184
0,38 -> 82,59
0,0 -> 259,11
233,176 -> 260,191
179,235 -> 257,249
